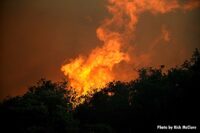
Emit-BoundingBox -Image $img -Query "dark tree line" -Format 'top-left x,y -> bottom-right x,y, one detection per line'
1,49 -> 200,133
0,80 -> 79,133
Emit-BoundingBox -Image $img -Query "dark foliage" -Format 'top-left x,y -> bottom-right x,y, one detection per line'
75,49 -> 200,132
0,79 -> 79,133
0,49 -> 200,133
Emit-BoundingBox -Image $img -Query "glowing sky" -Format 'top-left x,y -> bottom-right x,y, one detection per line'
0,0 -> 200,99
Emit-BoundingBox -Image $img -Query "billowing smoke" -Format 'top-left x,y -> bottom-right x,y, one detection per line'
61,0 -> 200,96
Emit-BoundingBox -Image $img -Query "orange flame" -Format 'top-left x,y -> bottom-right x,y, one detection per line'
61,0 -> 200,97
61,39 -> 129,95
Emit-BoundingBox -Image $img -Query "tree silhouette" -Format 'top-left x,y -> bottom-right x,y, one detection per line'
0,79 -> 79,133
0,49 -> 200,133
75,49 -> 200,132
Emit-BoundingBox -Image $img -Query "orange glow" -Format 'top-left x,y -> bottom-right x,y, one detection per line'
182,0 -> 200,11
61,0 -> 200,100
61,40 -> 129,95
108,92 -> 115,96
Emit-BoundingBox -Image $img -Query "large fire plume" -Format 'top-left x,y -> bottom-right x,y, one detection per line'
61,0 -> 200,96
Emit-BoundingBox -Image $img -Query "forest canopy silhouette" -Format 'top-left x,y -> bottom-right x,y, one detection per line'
0,48 -> 200,133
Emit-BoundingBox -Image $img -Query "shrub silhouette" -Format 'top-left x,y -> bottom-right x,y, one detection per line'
1,49 -> 200,133
0,79 -> 79,133
75,49 -> 200,132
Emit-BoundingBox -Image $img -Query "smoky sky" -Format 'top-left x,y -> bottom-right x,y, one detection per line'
0,0 -> 200,99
